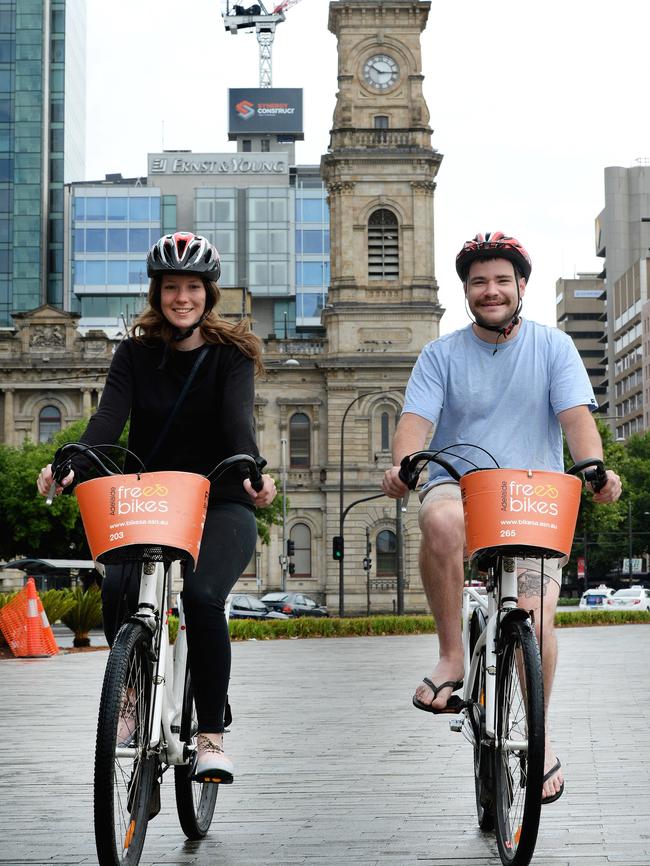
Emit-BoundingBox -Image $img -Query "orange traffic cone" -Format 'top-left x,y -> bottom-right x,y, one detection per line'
0,577 -> 59,658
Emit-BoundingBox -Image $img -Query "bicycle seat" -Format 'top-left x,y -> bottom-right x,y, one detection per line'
460,468 -> 582,561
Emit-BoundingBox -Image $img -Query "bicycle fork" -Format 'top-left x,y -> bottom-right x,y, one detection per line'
453,558 -> 521,741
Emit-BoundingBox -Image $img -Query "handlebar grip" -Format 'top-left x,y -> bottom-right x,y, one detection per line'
398,456 -> 417,489
250,455 -> 267,493
585,463 -> 608,493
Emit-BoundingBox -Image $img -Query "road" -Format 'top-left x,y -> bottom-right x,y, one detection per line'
1,625 -> 649,865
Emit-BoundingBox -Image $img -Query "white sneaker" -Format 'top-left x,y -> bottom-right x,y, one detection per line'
191,733 -> 234,784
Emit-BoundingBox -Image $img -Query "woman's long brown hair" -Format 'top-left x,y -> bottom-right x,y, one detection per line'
131,276 -> 264,374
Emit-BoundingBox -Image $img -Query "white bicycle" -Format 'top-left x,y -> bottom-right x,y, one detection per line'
48,443 -> 264,866
399,447 -> 607,866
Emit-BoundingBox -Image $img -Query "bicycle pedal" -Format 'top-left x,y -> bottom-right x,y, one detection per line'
449,718 -> 464,732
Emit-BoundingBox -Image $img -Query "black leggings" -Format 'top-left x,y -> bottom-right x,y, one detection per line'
101,502 -> 258,733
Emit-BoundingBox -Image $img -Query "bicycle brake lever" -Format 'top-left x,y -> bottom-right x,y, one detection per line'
45,480 -> 57,506
400,491 -> 410,512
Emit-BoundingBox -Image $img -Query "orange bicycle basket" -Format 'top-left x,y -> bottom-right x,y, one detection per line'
460,469 -> 582,560
75,471 -> 210,566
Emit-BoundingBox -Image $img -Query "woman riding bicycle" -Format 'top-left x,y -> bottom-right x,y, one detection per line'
37,230 -> 276,784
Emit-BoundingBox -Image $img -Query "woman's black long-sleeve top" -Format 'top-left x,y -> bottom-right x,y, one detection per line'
77,338 -> 259,507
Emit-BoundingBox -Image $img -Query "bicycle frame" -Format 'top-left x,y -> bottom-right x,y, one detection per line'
115,560 -> 189,766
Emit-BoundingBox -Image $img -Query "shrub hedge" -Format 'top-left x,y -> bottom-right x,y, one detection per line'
225,609 -> 650,641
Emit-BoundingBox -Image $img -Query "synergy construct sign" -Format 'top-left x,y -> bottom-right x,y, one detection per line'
228,88 -> 304,138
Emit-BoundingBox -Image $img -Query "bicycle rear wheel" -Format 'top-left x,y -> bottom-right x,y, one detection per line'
174,669 -> 219,839
493,616 -> 544,866
468,609 -> 494,831
94,621 -> 158,866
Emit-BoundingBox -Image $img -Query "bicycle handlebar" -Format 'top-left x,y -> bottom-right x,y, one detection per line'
47,442 -> 266,505
397,449 -> 609,509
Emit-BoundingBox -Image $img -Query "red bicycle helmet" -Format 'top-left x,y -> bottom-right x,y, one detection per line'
455,231 -> 532,282
146,231 -> 221,280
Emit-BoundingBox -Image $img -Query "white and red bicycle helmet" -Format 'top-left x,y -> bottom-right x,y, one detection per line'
146,231 -> 221,281
455,231 -> 532,283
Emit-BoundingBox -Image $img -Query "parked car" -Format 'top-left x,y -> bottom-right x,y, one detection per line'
578,585 -> 615,610
260,592 -> 329,617
226,593 -> 289,621
606,586 -> 650,611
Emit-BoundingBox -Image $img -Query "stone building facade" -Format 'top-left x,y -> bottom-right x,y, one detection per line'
0,0 -> 443,613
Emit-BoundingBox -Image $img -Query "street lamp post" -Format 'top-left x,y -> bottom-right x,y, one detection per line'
628,500 -> 633,584
338,392 -> 378,617
337,389 -> 404,617
280,436 -> 288,591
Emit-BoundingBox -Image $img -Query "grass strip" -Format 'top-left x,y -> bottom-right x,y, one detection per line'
227,609 -> 650,640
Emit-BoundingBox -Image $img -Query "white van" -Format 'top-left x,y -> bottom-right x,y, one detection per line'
578,585 -> 615,610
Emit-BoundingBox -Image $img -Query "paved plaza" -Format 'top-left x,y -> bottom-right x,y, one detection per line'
1,624 -> 649,866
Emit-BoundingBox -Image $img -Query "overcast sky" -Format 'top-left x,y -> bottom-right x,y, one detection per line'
85,0 -> 650,335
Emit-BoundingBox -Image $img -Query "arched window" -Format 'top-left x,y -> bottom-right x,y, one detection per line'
289,412 -> 310,467
39,405 -> 61,443
377,529 -> 397,575
368,208 -> 398,281
290,522 -> 311,576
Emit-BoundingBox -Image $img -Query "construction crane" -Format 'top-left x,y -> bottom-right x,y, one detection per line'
221,0 -> 303,88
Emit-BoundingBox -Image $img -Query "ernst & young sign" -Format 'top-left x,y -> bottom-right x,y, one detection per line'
148,152 -> 289,176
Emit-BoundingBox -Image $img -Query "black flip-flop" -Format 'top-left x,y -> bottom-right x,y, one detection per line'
412,676 -> 464,715
541,757 -> 564,804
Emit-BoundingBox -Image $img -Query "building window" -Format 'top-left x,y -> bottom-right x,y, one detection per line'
39,405 -> 61,443
242,140 -> 252,152
290,523 -> 311,576
368,209 -> 399,280
261,139 -> 270,152
377,530 -> 397,576
289,412 -> 310,467
381,412 -> 390,451
374,115 -> 389,129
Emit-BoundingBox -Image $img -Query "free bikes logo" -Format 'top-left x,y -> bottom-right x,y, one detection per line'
109,483 -> 169,516
500,479 -> 560,516
235,99 -> 255,120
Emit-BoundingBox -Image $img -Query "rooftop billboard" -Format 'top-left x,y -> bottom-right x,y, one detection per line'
228,88 -> 304,139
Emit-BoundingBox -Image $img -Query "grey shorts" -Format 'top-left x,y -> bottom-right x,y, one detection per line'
419,481 -> 565,585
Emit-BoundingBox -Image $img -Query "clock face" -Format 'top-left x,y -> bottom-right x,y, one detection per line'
362,54 -> 400,90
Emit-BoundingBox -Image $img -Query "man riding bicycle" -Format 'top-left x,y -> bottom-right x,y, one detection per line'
382,231 -> 621,804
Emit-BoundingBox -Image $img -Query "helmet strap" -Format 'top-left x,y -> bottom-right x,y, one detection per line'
465,284 -> 523,355
170,310 -> 208,342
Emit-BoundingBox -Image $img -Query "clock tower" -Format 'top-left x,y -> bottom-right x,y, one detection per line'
321,0 -> 444,356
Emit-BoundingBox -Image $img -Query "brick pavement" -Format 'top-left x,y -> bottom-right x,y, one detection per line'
0,625 -> 649,865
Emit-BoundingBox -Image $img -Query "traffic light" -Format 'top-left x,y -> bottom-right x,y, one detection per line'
333,535 -> 344,561
286,539 -> 295,557
288,562 -> 296,575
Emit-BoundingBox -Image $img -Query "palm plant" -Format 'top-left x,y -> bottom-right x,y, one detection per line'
61,585 -> 103,647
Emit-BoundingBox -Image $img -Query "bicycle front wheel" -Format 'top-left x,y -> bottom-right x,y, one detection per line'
493,616 -> 544,866
94,621 -> 158,866
174,669 -> 219,839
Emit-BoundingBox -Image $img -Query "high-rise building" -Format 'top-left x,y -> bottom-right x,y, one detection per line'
555,273 -> 606,405
0,0 -> 86,326
595,162 -> 650,437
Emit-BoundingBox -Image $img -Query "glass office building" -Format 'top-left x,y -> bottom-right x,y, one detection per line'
68,155 -> 330,336
69,184 -> 160,328
0,0 -> 85,326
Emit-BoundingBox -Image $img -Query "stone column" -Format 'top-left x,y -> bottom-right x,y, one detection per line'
3,388 -> 14,446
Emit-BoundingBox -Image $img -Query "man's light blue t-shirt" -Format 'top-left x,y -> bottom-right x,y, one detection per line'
402,320 -> 598,487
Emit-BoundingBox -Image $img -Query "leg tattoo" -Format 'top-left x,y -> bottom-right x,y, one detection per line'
518,569 -> 552,598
